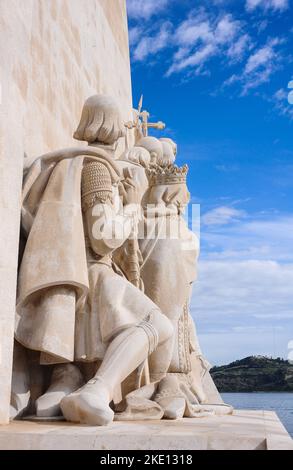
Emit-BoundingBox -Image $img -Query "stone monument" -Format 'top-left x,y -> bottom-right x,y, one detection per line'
0,0 -> 292,450
13,91 -> 232,425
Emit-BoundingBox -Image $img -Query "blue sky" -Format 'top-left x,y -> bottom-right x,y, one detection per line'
127,0 -> 293,365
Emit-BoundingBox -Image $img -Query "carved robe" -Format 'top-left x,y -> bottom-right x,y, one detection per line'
116,174 -> 229,420
136,170 -> 224,413
15,147 -> 159,365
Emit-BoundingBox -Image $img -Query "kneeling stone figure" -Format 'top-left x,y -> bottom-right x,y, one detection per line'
15,95 -> 173,426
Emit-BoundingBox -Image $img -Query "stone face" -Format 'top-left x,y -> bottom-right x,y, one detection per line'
0,411 -> 291,450
0,0 -> 133,424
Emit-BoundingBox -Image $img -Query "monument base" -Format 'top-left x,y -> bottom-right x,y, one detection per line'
0,410 -> 292,450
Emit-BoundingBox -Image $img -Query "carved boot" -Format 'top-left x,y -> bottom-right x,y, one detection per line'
154,375 -> 186,419
60,325 -> 157,426
36,364 -> 84,417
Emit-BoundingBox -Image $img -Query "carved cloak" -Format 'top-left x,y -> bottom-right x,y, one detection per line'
15,147 -> 121,363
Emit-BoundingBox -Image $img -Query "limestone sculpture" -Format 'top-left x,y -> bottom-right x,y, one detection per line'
115,143 -> 231,420
15,95 -> 173,425
12,94 -> 232,425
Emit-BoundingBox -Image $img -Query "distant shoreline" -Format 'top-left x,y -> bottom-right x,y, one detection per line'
210,356 -> 293,393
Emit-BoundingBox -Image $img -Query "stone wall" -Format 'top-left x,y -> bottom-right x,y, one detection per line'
0,0 -> 132,424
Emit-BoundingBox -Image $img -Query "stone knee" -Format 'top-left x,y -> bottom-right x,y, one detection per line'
137,310 -> 173,356
140,311 -> 174,382
149,309 -> 174,345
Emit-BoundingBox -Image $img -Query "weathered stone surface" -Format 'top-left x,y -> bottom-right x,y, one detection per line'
0,0 -> 132,164
0,411 -> 292,450
0,0 -> 132,424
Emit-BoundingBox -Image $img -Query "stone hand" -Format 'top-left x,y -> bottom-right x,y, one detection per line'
119,168 -> 141,205
162,187 -> 181,205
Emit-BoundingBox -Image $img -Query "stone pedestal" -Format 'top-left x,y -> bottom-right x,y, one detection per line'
0,411 -> 292,450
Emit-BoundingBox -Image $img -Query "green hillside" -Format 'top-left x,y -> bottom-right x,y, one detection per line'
210,356 -> 293,392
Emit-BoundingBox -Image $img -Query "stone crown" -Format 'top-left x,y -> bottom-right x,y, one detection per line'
147,164 -> 189,187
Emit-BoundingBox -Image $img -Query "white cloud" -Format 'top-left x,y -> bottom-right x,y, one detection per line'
191,259 -> 293,363
175,17 -> 214,46
246,0 -> 265,9
225,38 -> 284,94
227,34 -> 252,63
167,43 -> 216,75
193,260 -> 293,319
167,13 -> 240,75
223,73 -> 239,86
127,0 -> 168,20
202,206 -> 246,226
214,14 -> 240,44
201,213 -> 293,263
128,26 -> 143,46
132,22 -> 172,61
215,164 -> 240,172
271,88 -> 293,119
246,0 -> 289,12
198,328 -> 292,365
244,43 -> 275,73
173,47 -> 190,61
128,2 -> 289,99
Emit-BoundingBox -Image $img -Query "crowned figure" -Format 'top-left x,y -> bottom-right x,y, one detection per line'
117,147 -> 232,419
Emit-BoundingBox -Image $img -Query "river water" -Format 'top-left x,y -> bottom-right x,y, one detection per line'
221,392 -> 293,437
